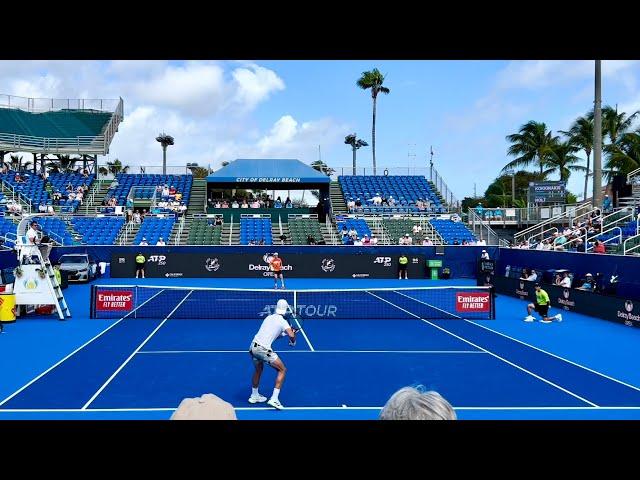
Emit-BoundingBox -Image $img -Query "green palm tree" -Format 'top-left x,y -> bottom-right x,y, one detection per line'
604,130 -> 640,181
9,154 -> 22,171
504,121 -> 556,174
601,105 -> 639,145
98,166 -> 109,176
542,139 -> 583,182
106,159 -> 130,175
357,68 -> 390,175
560,114 -> 593,201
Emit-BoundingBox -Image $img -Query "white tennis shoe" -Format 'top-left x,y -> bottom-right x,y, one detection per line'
248,394 -> 267,404
555,313 -> 563,322
524,315 -> 535,322
267,398 -> 284,410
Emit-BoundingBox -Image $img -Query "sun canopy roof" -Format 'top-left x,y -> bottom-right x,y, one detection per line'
206,159 -> 331,185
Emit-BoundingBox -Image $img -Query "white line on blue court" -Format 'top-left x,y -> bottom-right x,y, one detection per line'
0,288 -> 168,408
81,290 -> 194,410
367,291 -> 599,407
466,319 -> 640,392
136,350 -> 488,354
3,406 -> 640,413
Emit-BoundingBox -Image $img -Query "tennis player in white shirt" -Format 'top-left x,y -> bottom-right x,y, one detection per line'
248,299 -> 297,410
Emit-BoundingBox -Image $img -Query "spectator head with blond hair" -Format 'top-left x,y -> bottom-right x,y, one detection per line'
379,386 -> 456,420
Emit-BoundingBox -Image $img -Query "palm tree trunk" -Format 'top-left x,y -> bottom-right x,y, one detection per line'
352,146 -> 356,175
372,95 -> 377,175
583,151 -> 591,202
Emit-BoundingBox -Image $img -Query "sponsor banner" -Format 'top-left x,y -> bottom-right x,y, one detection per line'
95,290 -> 134,311
483,275 -> 640,329
110,253 -> 426,279
455,292 -> 491,312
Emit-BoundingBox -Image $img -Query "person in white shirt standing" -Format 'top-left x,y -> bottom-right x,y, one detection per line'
249,299 -> 297,410
26,221 -> 40,244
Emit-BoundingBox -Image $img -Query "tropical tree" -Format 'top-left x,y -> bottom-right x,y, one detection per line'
106,159 -> 130,175
356,68 -> 390,175
601,105 -> 639,145
560,114 -> 594,201
98,166 -> 109,176
310,160 -> 335,177
9,154 -> 22,171
542,139 -> 583,182
189,166 -> 210,178
604,129 -> 640,181
503,121 -> 556,174
483,170 -> 547,208
221,161 -> 230,168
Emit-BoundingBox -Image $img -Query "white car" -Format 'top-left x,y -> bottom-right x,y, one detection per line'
58,254 -> 98,282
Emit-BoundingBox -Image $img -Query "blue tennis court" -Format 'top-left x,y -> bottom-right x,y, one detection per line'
2,277 -> 640,420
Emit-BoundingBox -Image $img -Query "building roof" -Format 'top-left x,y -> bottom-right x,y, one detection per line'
206,159 -> 330,184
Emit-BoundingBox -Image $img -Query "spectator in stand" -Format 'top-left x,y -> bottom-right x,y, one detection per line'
370,193 -> 382,206
156,237 -> 166,246
47,205 -> 54,214
480,249 -> 490,260
381,195 -> 388,206
370,234 -> 378,245
362,234 -> 371,245
404,233 -> 413,245
353,236 -> 363,246
221,201 -> 229,209
306,234 -> 316,245
354,198 -> 362,210
215,216 -> 223,227
398,235 -> 406,245
348,226 -> 357,239
38,204 -> 47,213
345,235 -> 354,245
593,239 -> 606,254
274,197 -> 282,208
341,225 -> 348,238
139,237 -> 149,246
453,239 -> 460,245
602,195 -> 612,214
231,199 -> 239,208
175,192 -> 183,202
388,196 -> 395,207
241,199 -> 249,209
214,200 -> 222,208
169,185 -> 176,197
347,198 -> 355,213
279,233 -> 287,245
527,269 -> 538,282
133,211 -> 142,224
475,202 -> 484,219
250,199 -> 260,208
520,268 -> 529,280
451,213 -> 461,222
285,197 -> 293,208
558,272 -> 572,288
577,273 -> 595,291
422,238 -> 433,246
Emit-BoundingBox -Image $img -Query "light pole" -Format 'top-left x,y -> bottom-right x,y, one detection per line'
156,133 -> 174,176
593,60 -> 602,208
344,134 -> 368,175
504,168 -> 515,206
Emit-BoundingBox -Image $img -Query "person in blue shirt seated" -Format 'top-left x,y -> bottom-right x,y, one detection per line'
577,273 -> 595,291
274,197 -> 282,208
285,197 -> 293,208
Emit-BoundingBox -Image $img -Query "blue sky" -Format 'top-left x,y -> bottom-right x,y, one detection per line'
1,60 -> 639,199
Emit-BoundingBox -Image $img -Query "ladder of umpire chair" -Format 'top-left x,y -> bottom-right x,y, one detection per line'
28,243 -> 72,320
41,255 -> 71,320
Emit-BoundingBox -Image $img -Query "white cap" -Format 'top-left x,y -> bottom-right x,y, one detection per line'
276,299 -> 289,315
586,273 -> 593,277
273,252 -> 278,256
482,249 -> 487,252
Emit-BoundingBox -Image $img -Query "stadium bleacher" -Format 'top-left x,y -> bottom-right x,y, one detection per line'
240,217 -> 273,245
188,218 -> 222,245
107,174 -> 193,206
70,216 -> 124,245
0,216 -> 18,247
37,216 -> 76,245
338,175 -> 445,213
430,219 -> 476,244
133,216 -> 176,245
336,218 -> 372,243
288,217 -> 323,244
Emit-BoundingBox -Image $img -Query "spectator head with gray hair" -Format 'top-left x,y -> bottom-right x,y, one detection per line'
379,386 -> 456,420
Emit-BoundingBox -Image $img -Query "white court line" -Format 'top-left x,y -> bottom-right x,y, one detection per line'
137,349 -> 487,354
81,290 -> 194,410
3,406 -> 640,413
293,315 -> 315,352
0,288 -> 167,408
466,319 -> 640,393
367,291 -> 599,407
398,290 -> 640,393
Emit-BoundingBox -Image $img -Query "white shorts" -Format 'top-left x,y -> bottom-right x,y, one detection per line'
249,342 -> 279,365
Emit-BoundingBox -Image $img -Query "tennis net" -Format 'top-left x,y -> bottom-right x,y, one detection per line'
90,285 -> 495,320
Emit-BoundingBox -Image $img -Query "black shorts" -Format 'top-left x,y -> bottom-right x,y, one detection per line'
534,303 -> 549,316
398,264 -> 408,271
136,263 -> 145,271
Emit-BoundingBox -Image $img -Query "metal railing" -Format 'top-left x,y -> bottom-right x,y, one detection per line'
174,215 -> 186,245
467,209 -> 508,246
526,226 -> 559,246
0,94 -> 121,113
627,167 -> 640,184
623,232 -> 640,255
325,216 -> 338,245
513,202 -> 593,244
228,215 -> 234,245
429,165 -> 460,209
599,207 -> 634,233
586,226 -> 623,252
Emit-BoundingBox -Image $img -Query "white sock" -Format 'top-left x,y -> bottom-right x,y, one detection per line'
252,387 -> 259,396
555,314 -> 561,319
272,388 -> 280,401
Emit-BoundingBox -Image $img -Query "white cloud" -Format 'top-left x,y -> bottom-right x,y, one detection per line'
231,64 -> 285,112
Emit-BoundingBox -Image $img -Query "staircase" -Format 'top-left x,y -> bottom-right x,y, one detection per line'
319,224 -> 334,245
274,223 -> 291,245
115,222 -> 141,245
83,179 -> 112,214
221,222 -> 239,245
189,178 -> 207,214
0,181 -> 33,214
427,180 -> 446,206
170,215 -> 193,245
330,181 -> 347,214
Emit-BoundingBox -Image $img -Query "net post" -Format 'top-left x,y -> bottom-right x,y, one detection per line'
490,286 -> 496,320
134,286 -> 138,319
293,290 -> 297,316
90,285 -> 96,319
